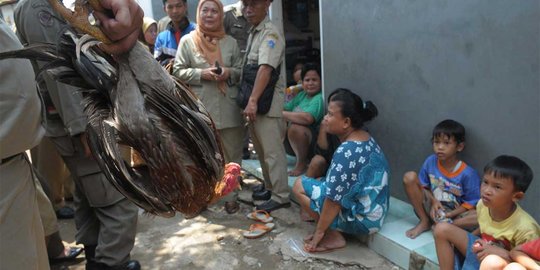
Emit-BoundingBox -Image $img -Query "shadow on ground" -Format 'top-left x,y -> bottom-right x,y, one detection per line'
53,181 -> 397,270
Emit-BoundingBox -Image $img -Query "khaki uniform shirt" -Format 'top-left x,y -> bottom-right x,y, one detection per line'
173,34 -> 244,129
0,19 -> 44,158
14,0 -> 87,137
224,1 -> 250,55
244,16 -> 285,118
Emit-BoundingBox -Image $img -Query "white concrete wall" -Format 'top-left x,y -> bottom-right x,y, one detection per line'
320,0 -> 540,220
137,0 -> 154,19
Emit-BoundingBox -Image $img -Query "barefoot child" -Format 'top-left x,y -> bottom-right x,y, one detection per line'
403,119 -> 481,239
434,155 -> 540,270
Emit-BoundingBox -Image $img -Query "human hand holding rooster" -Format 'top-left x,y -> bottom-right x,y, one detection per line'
93,0 -> 143,55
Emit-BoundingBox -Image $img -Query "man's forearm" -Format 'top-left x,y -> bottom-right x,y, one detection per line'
249,65 -> 273,102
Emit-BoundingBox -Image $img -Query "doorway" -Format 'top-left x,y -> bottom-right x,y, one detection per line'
281,0 -> 321,86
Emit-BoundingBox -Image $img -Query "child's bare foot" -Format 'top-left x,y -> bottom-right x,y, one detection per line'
406,221 -> 431,239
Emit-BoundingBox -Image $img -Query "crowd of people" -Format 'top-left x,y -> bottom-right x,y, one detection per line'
0,0 -> 538,269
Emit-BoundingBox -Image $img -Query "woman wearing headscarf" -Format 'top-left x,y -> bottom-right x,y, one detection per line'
173,0 -> 244,214
139,17 -> 158,53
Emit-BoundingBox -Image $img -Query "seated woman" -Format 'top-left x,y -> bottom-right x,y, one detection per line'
292,88 -> 390,253
173,0 -> 244,214
283,63 -> 325,176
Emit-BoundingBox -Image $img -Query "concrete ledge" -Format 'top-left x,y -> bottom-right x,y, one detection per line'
241,157 -> 439,270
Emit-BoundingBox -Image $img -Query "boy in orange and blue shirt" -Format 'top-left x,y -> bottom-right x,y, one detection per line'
434,155 -> 540,270
403,119 -> 481,239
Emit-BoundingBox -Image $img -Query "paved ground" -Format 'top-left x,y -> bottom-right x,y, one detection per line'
52,180 -> 398,270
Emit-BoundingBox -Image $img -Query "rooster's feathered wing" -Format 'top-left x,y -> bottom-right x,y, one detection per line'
0,30 -> 226,217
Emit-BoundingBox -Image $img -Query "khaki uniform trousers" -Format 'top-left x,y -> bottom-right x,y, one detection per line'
0,154 -> 49,270
220,126 -> 245,201
31,136 -> 73,209
249,115 -> 290,203
50,135 -> 138,266
35,176 -> 59,237
35,175 -> 67,258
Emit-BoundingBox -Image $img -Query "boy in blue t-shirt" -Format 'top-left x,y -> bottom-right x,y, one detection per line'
403,119 -> 481,239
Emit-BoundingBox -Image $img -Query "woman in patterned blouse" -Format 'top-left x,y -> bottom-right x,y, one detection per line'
292,88 -> 391,253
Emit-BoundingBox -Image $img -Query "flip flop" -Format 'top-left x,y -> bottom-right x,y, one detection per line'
246,210 -> 273,223
243,223 -> 275,239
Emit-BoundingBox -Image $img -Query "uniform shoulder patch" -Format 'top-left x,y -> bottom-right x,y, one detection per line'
268,33 -> 279,41
266,32 -> 279,49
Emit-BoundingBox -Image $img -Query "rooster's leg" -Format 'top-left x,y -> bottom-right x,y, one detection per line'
47,0 -> 111,43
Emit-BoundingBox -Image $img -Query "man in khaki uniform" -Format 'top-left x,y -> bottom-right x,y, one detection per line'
35,175 -> 83,263
0,18 -> 48,270
31,136 -> 75,219
14,1 -> 140,269
224,1 -> 252,160
242,0 -> 290,212
224,1 -> 250,56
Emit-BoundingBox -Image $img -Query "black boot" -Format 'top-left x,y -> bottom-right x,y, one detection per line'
84,245 -> 96,261
121,260 -> 141,270
86,260 -> 141,270
252,189 -> 271,201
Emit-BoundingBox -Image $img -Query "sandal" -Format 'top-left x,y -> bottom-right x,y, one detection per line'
246,210 -> 273,223
243,223 -> 275,239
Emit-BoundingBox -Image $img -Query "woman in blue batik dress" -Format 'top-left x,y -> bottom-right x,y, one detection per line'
292,88 -> 390,253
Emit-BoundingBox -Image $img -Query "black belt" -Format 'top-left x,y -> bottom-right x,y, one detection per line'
0,153 -> 22,165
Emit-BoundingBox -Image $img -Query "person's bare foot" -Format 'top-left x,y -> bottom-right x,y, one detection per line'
406,220 -> 431,239
303,233 -> 313,243
306,230 -> 346,253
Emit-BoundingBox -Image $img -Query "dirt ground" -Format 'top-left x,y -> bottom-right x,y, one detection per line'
52,180 -> 398,270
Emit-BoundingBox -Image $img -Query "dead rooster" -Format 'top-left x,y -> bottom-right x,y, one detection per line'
0,0 -> 241,217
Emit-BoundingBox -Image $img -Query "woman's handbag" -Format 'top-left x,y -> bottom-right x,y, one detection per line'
236,64 -> 280,114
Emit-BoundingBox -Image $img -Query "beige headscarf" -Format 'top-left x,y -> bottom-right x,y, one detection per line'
193,0 -> 227,94
142,17 -> 157,34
